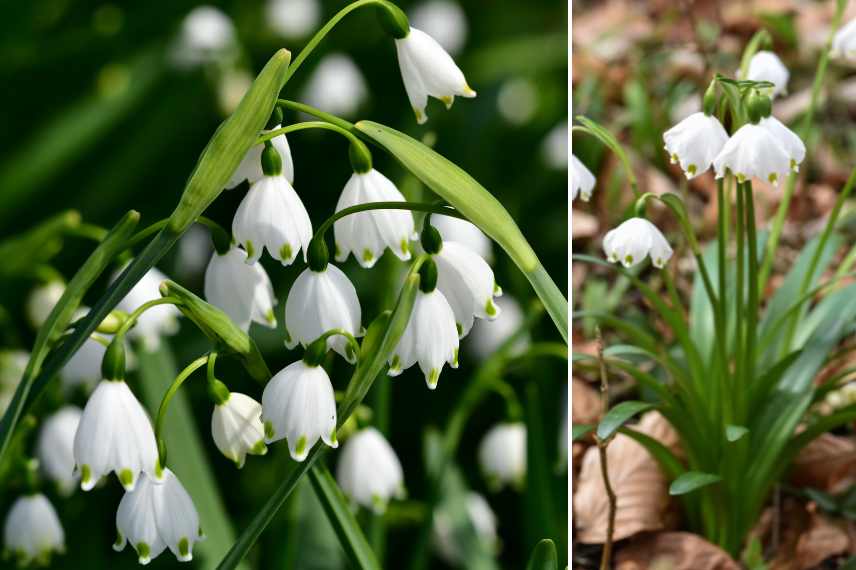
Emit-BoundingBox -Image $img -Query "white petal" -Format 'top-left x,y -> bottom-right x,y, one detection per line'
745,51 -> 789,97
570,154 -> 596,200
662,112 -> 729,179
336,427 -> 404,512
602,217 -> 671,268
713,123 -> 791,186
434,241 -> 501,338
211,392 -> 267,468
430,215 -> 492,261
478,423 -> 527,488
204,248 -> 277,331
3,494 -> 65,564
36,406 -> 82,495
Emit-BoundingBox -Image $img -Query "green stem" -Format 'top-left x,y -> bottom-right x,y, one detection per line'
257,121 -> 362,147
744,183 -> 759,390
117,297 -> 180,337
734,182 -> 745,404
67,223 -> 109,242
155,355 -> 210,468
127,216 -> 228,252
277,99 -> 355,132
570,124 -> 639,197
314,201 -> 466,242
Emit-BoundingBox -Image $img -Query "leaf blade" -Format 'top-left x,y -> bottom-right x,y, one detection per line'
597,401 -> 655,440
669,472 -> 722,496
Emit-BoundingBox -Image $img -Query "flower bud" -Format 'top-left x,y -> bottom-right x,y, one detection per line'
418,257 -> 439,293
420,223 -> 443,255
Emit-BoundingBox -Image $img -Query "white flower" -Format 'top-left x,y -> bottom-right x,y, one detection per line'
832,19 -> 856,60
497,77 -> 538,125
432,492 -> 497,565
284,265 -> 362,363
115,468 -> 203,564
543,120 -> 569,171
3,494 -> 65,566
478,422 -> 526,489
662,112 -> 729,179
570,154 -> 595,201
334,169 -> 415,268
759,116 -> 805,171
36,406 -> 82,495
409,0 -> 468,55
266,0 -> 320,38
26,281 -> 65,329
176,225 -> 213,280
61,336 -> 106,390
204,248 -> 277,332
0,350 -> 28,416
388,289 -> 459,389
261,360 -> 338,461
211,392 -> 267,468
232,174 -> 312,266
745,51 -> 789,97
336,427 -> 405,513
395,27 -> 476,124
73,380 -> 160,491
225,125 -> 294,188
115,266 -> 181,350
430,214 -> 492,262
171,6 -> 236,68
603,217 -> 673,269
301,54 -> 368,118
468,295 -> 530,360
713,123 -> 791,186
434,241 -> 501,338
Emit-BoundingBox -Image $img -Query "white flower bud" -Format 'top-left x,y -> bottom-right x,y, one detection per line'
478,422 -> 527,490
36,406 -> 82,495
603,217 -> 673,269
3,494 -> 65,566
204,248 -> 278,332
336,427 -> 405,513
744,51 -> 789,97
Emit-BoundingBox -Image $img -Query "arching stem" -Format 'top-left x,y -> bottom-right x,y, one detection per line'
155,355 -> 210,469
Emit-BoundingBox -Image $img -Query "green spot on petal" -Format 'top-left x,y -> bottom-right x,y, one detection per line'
736,173 -> 746,183
452,348 -> 459,367
362,249 -> 374,263
428,368 -> 439,388
114,531 -> 124,549
251,440 -> 268,455
265,308 -> 276,324
400,239 -> 410,255
295,435 -> 308,456
245,240 -> 255,260
178,537 -> 190,557
136,542 -> 150,561
280,243 -> 293,261
264,421 -> 275,440
81,464 -> 91,486
485,299 -> 497,317
687,163 -> 697,175
329,428 -> 338,446
455,322 -> 463,337
390,355 -> 400,370
118,468 -> 133,488
625,254 -> 634,265
334,243 -> 342,258
768,172 -> 778,184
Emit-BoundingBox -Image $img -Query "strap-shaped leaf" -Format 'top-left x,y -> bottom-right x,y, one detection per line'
725,425 -> 749,443
526,539 -> 558,570
572,424 -> 593,441
669,472 -> 722,496
597,401 -> 655,440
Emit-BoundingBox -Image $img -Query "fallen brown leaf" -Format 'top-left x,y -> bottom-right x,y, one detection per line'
615,531 -> 739,570
790,433 -> 856,493
795,508 -> 850,569
573,378 -> 602,426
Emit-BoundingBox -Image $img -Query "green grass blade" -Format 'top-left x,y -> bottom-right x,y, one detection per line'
524,382 -> 557,551
669,472 -> 722,496
526,539 -> 558,570
597,401 -> 655,440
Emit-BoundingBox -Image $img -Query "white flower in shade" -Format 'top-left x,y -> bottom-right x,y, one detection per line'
395,27 -> 476,124
115,266 -> 181,350
334,169 -> 415,268
543,120 -> 569,171
432,492 -> 497,565
570,154 -> 595,202
478,422 -> 527,489
603,217 -> 673,269
266,0 -> 320,39
410,0 -> 468,55
172,6 -> 236,68
388,289 -> 459,389
832,19 -> 856,60
662,112 -> 729,179
3,494 -> 65,566
434,241 -> 501,338
73,380 -> 160,491
61,337 -> 106,390
713,123 -> 791,186
284,265 -> 362,362
469,295 -> 530,360
204,248 -> 277,332
211,392 -> 267,468
226,126 -> 294,188
261,360 -> 338,461
26,281 -> 65,329
336,427 -> 404,513
759,116 -> 805,172
176,225 -> 213,280
36,406 -> 82,495
497,77 -> 538,125
301,54 -> 368,118
0,350 -> 28,416
745,51 -> 789,97
430,215 -> 492,262
232,174 -> 312,266
115,468 -> 203,564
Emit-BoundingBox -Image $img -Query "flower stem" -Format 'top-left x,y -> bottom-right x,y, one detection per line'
277,100 -> 354,132
257,121 -> 361,147
744,182 -> 759,390
155,354 -> 210,468
314,201 -> 467,242
116,297 -> 180,338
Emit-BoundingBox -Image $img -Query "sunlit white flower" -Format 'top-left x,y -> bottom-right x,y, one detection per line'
115,468 -> 203,564
334,169 -> 415,268
226,126 -> 294,188
409,0 -> 468,55
336,427 -> 405,513
430,215 -> 492,262
61,337 -> 106,390
388,289 -> 459,389
571,154 -> 595,201
266,0 -> 320,39
0,350 -> 28,416
663,112 -> 729,179
832,19 -> 856,60
3,494 -> 65,566
468,295 -> 530,360
301,54 -> 368,118
759,116 -> 805,172
478,422 -> 526,489
261,360 -> 338,461
211,392 -> 267,468
713,123 -> 791,186
543,121 -> 569,171
74,380 -> 159,491
36,406 -> 82,495
285,265 -> 362,362
745,51 -> 789,97
232,173 -> 312,265
204,248 -> 277,332
434,241 -> 501,338
432,492 -> 497,565
115,266 -> 181,350
26,281 -> 65,329
603,217 -> 673,269
172,6 -> 236,68
395,27 -> 476,124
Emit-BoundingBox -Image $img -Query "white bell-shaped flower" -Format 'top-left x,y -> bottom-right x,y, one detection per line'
336,427 -> 405,513
334,169 -> 415,268
171,6 -> 236,68
433,240 -> 501,338
115,266 -> 181,350
284,264 -> 362,363
261,360 -> 338,461
603,217 -> 673,269
745,51 -> 789,97
432,492 -> 498,565
832,18 -> 856,60
301,54 -> 368,118
115,468 -> 203,564
204,248 -> 278,332
211,392 -> 267,468
543,120 -> 569,171
225,126 -> 294,189
469,295 -> 530,360
266,0 -> 320,39
3,493 -> 65,566
478,422 -> 527,489
36,406 -> 82,495
409,0 -> 468,55
73,379 -> 160,491
26,281 -> 65,329
713,123 -> 791,186
662,112 -> 729,179
571,154 -> 596,201
430,214 -> 492,262
0,350 -> 29,416
394,27 -> 476,124
758,116 -> 805,172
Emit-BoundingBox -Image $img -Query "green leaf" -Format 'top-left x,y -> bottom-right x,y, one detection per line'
572,424 -> 593,441
308,464 -> 380,570
526,539 -> 558,570
0,210 -> 80,278
618,427 -> 685,480
354,120 -> 567,343
726,425 -> 749,442
596,401 -> 654,440
669,472 -> 722,496
524,382 -> 557,550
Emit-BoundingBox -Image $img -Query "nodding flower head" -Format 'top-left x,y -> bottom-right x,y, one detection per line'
336,427 -> 405,513
663,112 -> 729,180
602,217 -> 673,269
571,154 -> 596,201
204,247 -> 278,332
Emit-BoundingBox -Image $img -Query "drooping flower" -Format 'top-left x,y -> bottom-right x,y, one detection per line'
204,247 -> 278,332
0,350 -> 29,416
662,112 -> 729,179
211,392 -> 267,468
225,126 -> 294,189
301,54 -> 369,118
832,19 -> 856,60
266,0 -> 320,39
542,120 -> 569,171
115,266 -> 181,350
36,406 -> 82,495
171,6 -> 236,68
433,240 -> 501,338
713,123 -> 792,186
744,51 -> 789,97
758,116 -> 805,172
26,281 -> 65,329
336,427 -> 405,513
468,295 -> 530,360
432,492 -> 498,565
261,360 -> 338,461
334,169 -> 415,268
570,154 -> 596,201
114,468 -> 203,564
478,422 -> 527,490
430,214 -> 492,262
3,493 -> 65,566
409,0 -> 468,55
602,217 -> 673,269
394,27 -> 476,124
